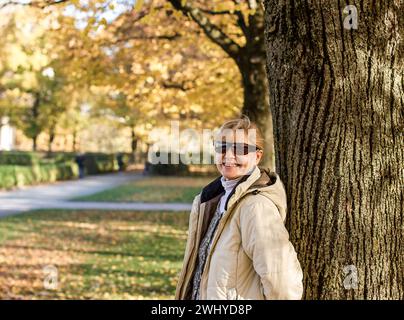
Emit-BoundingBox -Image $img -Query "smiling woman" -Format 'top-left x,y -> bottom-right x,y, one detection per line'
176,116 -> 304,300
214,116 -> 264,180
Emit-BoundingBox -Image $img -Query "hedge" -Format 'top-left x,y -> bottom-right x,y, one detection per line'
147,152 -> 190,176
82,153 -> 119,175
0,162 -> 79,189
0,151 -> 132,189
0,151 -> 128,173
116,153 -> 131,171
0,151 -> 40,166
45,152 -> 77,164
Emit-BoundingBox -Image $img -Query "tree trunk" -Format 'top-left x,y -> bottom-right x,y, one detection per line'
239,4 -> 274,170
264,1 -> 403,299
48,128 -> 55,154
238,56 -> 274,171
72,127 -> 78,152
131,126 -> 138,163
31,93 -> 40,152
32,136 -> 37,152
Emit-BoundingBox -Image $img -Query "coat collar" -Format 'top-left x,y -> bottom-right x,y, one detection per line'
200,166 -> 276,209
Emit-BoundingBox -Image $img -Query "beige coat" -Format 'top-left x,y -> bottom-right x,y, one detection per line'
175,166 -> 304,300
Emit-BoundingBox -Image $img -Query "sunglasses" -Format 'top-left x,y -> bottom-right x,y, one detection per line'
214,141 -> 262,155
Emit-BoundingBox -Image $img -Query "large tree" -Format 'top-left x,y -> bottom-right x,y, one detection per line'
0,8 -> 75,151
264,1 -> 403,299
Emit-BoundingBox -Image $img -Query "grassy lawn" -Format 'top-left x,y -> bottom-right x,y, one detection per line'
72,176 -> 216,203
0,209 -> 189,299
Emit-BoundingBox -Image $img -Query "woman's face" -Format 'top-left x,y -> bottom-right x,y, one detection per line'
214,130 -> 263,180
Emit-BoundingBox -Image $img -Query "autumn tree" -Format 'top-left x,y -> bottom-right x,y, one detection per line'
77,0 -> 243,159
0,4 -> 119,153
1,0 -> 268,165
0,9 -> 72,151
0,13 -> 17,121
264,1 -> 403,299
163,0 -> 274,167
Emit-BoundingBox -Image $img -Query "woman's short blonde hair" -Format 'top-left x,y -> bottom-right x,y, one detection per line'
216,115 -> 265,151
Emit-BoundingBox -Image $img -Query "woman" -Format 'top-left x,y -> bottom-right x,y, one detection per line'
175,116 -> 303,300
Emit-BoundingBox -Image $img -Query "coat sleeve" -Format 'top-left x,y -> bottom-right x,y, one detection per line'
239,198 -> 304,300
175,194 -> 201,299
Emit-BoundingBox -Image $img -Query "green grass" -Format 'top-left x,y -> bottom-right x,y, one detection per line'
0,209 -> 189,299
72,176 -> 216,203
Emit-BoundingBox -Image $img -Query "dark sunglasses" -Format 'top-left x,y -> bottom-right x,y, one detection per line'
214,141 -> 262,155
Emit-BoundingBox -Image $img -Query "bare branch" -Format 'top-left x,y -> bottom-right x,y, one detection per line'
167,0 -> 241,60
234,10 -> 248,37
199,8 -> 233,15
162,73 -> 200,92
0,0 -> 69,10
112,32 -> 181,44
162,81 -> 189,91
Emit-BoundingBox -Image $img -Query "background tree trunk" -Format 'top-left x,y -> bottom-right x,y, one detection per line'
264,1 -> 403,299
131,126 -> 138,163
238,5 -> 274,170
72,128 -> 77,152
48,129 -> 55,154
32,136 -> 38,152
30,93 -> 40,152
239,59 -> 274,170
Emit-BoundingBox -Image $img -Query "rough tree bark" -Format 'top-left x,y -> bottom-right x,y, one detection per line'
264,1 -> 403,299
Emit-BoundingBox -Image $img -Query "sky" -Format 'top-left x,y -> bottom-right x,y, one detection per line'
63,0 -> 136,29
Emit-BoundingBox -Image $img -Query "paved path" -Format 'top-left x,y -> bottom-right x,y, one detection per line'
0,172 -> 192,217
